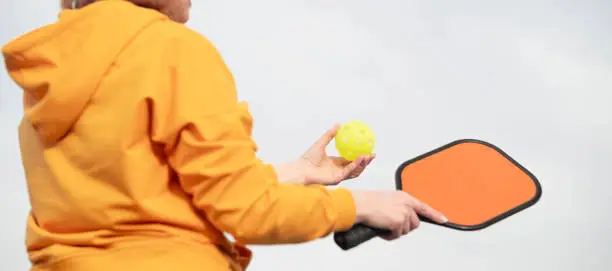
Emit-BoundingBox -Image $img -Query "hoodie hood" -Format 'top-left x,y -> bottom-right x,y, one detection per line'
2,0 -> 167,145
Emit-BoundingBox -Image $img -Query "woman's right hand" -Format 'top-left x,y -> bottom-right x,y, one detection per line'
351,190 -> 448,240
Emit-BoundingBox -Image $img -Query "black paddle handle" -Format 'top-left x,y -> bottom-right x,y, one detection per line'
333,223 -> 391,250
333,215 -> 436,250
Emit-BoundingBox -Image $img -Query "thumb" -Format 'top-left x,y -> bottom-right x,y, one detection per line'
309,123 -> 341,151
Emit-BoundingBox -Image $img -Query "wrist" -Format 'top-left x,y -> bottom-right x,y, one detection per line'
350,190 -> 370,224
273,160 -> 307,185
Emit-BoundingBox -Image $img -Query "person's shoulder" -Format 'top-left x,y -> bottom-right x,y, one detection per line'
152,21 -> 218,52
141,20 -> 235,79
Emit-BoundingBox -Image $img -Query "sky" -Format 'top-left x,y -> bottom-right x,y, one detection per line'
1,0 -> 611,270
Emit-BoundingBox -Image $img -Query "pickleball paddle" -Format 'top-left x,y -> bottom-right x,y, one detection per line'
333,139 -> 542,250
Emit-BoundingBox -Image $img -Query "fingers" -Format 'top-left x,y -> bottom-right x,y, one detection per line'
341,154 -> 375,179
309,124 -> 341,151
377,193 -> 441,243
333,153 -> 375,167
411,199 -> 448,224
402,210 -> 419,236
401,211 -> 412,235
381,209 -> 419,241
358,154 -> 376,168
394,220 -> 406,239
409,210 -> 420,230
367,154 -> 376,164
380,233 -> 399,241
381,219 -> 404,241
356,154 -> 376,164
346,156 -> 365,172
344,156 -> 368,179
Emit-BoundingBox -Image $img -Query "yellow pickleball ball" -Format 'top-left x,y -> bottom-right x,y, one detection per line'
335,120 -> 375,161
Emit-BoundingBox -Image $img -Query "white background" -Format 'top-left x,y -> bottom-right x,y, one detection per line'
1,0 -> 611,270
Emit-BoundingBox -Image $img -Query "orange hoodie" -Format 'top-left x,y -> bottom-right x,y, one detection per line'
2,0 -> 356,270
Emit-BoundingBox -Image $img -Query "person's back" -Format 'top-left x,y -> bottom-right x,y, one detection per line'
4,0 -> 447,270
7,1 -> 259,269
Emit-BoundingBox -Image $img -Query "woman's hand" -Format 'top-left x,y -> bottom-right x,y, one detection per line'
351,190 -> 448,240
274,124 -> 376,186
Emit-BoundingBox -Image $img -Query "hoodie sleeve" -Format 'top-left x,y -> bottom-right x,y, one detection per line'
150,28 -> 356,244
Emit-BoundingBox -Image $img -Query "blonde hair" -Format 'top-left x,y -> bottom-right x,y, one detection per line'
63,0 -> 159,10
59,0 -> 186,23
61,0 -> 92,9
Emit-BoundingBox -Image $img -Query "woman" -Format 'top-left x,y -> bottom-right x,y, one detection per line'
2,0 -> 447,270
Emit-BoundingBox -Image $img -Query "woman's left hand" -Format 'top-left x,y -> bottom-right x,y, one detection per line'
275,124 -> 376,186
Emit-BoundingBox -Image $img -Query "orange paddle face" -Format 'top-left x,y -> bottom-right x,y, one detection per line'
396,139 -> 541,230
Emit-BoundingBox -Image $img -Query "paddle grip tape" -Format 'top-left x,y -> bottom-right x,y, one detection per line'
333,223 -> 391,250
